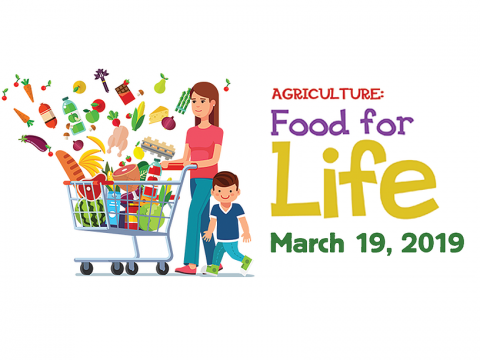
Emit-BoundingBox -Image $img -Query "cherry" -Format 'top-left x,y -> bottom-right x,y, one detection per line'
48,151 -> 53,157
14,82 -> 19,87
1,96 -> 6,101
41,86 -> 47,91
112,119 -> 120,127
224,87 -> 229,92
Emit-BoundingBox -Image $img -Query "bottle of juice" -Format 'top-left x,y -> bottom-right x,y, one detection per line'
62,97 -> 86,135
140,159 -> 162,205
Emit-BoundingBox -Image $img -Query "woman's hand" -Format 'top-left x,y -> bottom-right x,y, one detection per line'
160,161 -> 169,169
183,160 -> 192,167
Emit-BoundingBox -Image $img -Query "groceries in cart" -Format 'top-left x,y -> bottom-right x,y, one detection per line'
62,156 -> 175,233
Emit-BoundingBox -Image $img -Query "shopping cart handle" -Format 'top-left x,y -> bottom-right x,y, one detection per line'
63,181 -> 115,185
164,163 -> 198,171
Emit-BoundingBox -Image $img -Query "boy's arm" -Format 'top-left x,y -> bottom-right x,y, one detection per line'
203,218 -> 217,242
239,217 -> 251,243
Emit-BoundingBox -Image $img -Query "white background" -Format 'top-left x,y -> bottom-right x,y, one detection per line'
0,1 -> 479,359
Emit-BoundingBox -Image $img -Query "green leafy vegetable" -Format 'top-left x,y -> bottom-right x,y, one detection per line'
107,110 -> 118,121
137,161 -> 149,181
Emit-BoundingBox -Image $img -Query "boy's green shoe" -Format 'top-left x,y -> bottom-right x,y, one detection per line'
240,256 -> 253,276
205,265 -> 219,277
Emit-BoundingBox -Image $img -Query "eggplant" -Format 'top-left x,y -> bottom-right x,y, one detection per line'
19,135 -> 51,152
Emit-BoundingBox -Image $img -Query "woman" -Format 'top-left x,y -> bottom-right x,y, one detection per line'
161,82 -> 223,275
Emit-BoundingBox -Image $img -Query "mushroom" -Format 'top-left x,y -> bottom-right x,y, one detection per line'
137,89 -> 144,96
63,132 -> 70,140
66,123 -> 71,130
89,125 -> 96,132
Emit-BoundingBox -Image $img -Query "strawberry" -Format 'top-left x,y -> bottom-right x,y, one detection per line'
126,156 -> 131,162
123,79 -> 130,86
119,161 -> 125,167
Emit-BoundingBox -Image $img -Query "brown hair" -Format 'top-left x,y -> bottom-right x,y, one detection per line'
213,171 -> 239,190
190,82 -> 219,127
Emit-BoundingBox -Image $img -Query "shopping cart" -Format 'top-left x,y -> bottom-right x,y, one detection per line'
63,164 -> 197,276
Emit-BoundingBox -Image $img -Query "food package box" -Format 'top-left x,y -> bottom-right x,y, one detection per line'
123,206 -> 139,229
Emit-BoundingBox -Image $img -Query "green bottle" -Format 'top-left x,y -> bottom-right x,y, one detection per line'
62,97 -> 86,136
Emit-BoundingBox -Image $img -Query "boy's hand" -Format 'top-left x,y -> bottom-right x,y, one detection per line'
203,231 -> 213,242
242,232 -> 251,243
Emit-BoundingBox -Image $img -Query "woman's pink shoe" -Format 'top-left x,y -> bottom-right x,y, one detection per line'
175,265 -> 197,275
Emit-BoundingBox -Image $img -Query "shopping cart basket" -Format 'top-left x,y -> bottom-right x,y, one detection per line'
63,164 -> 197,276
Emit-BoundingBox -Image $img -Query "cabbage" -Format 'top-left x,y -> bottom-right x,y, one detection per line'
138,203 -> 165,231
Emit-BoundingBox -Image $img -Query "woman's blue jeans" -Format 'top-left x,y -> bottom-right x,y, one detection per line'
183,178 -> 215,266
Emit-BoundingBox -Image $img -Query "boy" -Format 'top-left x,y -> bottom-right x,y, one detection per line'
202,171 -> 253,276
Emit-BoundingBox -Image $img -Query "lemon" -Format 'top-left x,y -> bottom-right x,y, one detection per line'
134,146 -> 145,160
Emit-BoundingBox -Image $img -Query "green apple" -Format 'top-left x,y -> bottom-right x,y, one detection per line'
83,109 -> 100,123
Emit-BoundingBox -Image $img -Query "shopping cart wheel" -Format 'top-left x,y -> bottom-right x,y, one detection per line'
111,262 -> 124,275
80,262 -> 93,275
156,262 -> 169,275
125,262 -> 138,275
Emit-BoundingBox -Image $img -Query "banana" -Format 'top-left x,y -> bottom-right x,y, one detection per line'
138,101 -> 145,119
83,160 -> 103,170
81,163 -> 97,177
86,136 -> 106,154
84,155 -> 104,163
80,149 -> 100,162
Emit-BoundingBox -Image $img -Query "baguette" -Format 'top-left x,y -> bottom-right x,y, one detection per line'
56,150 -> 86,181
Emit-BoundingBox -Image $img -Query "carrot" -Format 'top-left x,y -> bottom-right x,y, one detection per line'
20,79 -> 34,102
14,108 -> 34,127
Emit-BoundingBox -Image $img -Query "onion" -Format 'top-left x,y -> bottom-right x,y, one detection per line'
162,116 -> 176,130
73,140 -> 84,151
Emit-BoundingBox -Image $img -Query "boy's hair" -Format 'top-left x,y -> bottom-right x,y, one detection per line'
212,171 -> 239,190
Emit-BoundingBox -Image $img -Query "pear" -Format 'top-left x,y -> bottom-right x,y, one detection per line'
154,73 -> 168,94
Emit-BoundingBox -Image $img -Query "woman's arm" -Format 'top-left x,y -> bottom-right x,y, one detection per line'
186,144 -> 222,168
161,144 -> 191,169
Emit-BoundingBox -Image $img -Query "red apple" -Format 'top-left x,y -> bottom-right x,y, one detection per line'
92,99 -> 106,113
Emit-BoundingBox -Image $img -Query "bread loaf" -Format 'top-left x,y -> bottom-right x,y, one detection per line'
56,150 -> 86,181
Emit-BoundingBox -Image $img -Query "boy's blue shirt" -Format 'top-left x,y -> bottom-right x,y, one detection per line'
210,203 -> 245,242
